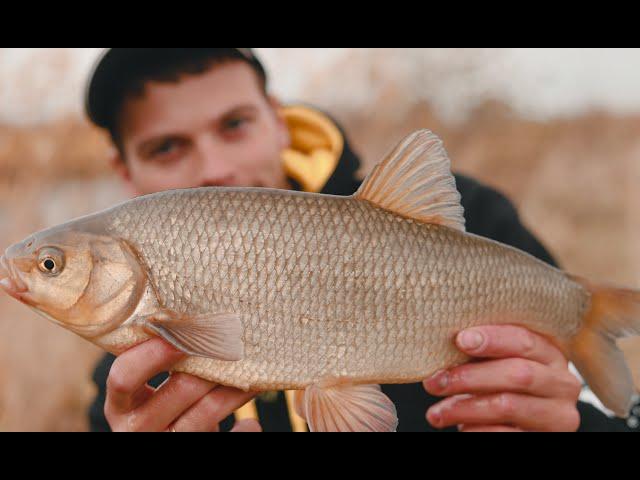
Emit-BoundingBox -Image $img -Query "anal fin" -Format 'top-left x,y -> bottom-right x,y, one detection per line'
295,384 -> 398,432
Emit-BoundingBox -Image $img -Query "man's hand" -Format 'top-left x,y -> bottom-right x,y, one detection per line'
423,325 -> 582,432
105,338 -> 260,432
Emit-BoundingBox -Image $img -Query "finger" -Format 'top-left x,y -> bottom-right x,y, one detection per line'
426,393 -> 580,432
459,425 -> 523,433
231,419 -> 263,433
128,373 -> 217,432
456,325 -> 567,367
170,387 -> 258,432
106,338 -> 185,414
424,358 -> 582,400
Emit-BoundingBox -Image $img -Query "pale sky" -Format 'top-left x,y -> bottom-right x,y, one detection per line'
1,48 -> 640,125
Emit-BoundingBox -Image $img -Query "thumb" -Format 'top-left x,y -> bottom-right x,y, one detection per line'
231,418 -> 262,432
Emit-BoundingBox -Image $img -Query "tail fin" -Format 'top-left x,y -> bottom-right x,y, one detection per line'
568,277 -> 640,417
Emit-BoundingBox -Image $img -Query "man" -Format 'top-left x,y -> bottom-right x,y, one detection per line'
85,48 -> 637,432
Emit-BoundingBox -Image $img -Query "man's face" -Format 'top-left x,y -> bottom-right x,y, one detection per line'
114,61 -> 291,196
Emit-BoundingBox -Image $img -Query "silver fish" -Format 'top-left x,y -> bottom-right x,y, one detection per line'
1,130 -> 639,431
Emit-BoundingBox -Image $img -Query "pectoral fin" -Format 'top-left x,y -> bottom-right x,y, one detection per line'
141,311 -> 244,361
295,384 -> 398,432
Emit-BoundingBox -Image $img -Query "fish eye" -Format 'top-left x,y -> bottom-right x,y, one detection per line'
37,247 -> 65,276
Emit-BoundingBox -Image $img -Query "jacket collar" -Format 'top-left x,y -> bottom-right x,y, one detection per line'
280,105 -> 362,196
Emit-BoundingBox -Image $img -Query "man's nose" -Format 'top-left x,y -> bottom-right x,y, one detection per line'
195,137 -> 238,187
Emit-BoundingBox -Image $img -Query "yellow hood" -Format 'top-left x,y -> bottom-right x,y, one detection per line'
280,105 -> 344,193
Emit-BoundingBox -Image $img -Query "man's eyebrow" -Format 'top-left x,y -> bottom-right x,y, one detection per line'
217,104 -> 260,121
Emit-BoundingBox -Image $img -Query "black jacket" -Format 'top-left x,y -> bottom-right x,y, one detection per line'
89,123 -> 638,433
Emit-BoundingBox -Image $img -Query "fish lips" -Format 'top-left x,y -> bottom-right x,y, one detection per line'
0,254 -> 29,301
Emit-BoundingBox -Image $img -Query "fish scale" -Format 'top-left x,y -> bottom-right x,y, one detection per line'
99,187 -> 588,391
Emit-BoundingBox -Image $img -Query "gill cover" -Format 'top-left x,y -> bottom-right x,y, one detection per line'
22,229 -> 146,338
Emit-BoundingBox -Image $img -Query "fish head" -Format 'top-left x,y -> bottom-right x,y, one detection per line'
0,224 -> 147,338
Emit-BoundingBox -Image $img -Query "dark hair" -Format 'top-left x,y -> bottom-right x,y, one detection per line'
103,49 -> 268,153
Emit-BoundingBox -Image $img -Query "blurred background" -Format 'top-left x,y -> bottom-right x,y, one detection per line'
0,48 -> 638,431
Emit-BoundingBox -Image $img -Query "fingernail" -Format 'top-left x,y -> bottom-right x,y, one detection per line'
428,406 -> 442,427
426,370 -> 449,392
458,330 -> 484,351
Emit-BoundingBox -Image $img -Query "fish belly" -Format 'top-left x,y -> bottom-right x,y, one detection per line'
107,189 -> 589,391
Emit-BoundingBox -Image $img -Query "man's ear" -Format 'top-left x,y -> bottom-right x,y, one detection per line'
109,149 -> 139,198
269,95 -> 291,150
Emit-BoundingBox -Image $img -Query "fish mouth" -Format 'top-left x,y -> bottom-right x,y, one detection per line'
0,254 -> 29,301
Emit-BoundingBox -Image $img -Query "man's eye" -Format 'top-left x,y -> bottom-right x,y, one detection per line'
223,117 -> 248,131
152,140 -> 178,156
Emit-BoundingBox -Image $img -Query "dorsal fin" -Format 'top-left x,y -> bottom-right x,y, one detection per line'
354,130 -> 465,232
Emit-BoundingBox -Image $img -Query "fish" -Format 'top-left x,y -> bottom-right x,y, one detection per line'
1,130 -> 639,432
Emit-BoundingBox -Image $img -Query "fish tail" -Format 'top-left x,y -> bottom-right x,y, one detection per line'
568,276 -> 640,417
